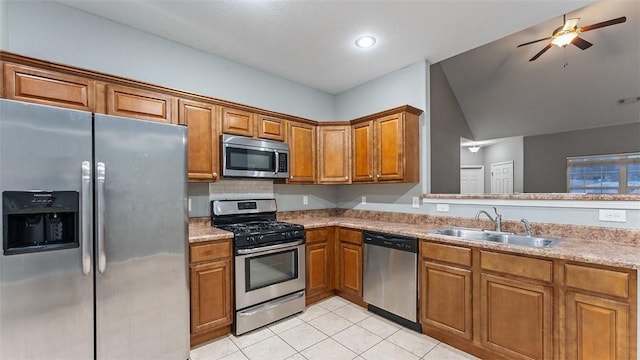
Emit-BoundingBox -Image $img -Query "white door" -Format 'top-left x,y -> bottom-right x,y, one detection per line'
491,161 -> 514,193
461,166 -> 485,194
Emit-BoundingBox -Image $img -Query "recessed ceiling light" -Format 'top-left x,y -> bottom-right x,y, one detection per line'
355,35 -> 376,49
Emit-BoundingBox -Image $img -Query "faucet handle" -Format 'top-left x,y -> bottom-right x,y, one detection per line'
492,207 -> 501,218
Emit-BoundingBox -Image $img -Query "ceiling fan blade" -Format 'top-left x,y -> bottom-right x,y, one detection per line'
563,18 -> 580,31
579,16 -> 626,32
529,44 -> 552,61
517,37 -> 552,48
571,36 -> 593,50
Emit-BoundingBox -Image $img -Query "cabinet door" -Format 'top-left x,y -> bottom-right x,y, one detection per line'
337,242 -> 362,298
421,260 -> 472,340
287,121 -> 316,183
257,115 -> 286,141
375,113 -> 404,181
4,63 -> 95,111
318,125 -> 350,184
178,99 -> 219,182
190,259 -> 232,334
481,273 -> 553,360
352,121 -> 374,182
306,241 -> 334,301
565,291 -> 629,360
105,84 -> 175,123
222,107 -> 254,137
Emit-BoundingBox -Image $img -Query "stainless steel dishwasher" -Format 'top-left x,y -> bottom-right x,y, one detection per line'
363,230 -> 422,332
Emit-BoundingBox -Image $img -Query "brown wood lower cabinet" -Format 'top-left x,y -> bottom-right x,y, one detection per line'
480,273 -> 553,360
189,239 -> 233,346
421,260 -> 472,340
565,291 -> 629,360
336,228 -> 364,306
305,227 -> 335,305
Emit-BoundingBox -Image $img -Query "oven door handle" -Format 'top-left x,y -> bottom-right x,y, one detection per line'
236,240 -> 304,255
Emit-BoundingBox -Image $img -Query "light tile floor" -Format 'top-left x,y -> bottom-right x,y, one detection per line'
190,296 -> 480,360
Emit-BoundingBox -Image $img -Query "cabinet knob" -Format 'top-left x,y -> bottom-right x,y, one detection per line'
369,175 -> 373,179
377,174 -> 380,178
345,176 -> 349,180
290,175 -> 293,179
213,172 -> 218,178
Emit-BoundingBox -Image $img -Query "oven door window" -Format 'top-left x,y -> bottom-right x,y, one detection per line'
245,248 -> 298,291
227,147 -> 275,172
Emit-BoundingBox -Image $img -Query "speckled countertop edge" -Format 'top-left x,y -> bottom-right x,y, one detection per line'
189,216 -> 640,270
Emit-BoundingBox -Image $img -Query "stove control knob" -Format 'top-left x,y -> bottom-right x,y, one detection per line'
259,235 -> 265,241
292,230 -> 299,237
248,236 -> 255,243
284,232 -> 291,238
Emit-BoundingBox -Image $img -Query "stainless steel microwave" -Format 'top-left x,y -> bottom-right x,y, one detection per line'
221,134 -> 289,179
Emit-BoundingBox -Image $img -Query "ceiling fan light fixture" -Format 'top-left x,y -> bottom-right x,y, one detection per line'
551,31 -> 578,47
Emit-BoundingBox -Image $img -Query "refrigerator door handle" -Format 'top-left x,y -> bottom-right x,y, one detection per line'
81,161 -> 92,275
97,162 -> 107,274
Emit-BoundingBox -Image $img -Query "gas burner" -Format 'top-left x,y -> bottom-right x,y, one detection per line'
211,199 -> 305,251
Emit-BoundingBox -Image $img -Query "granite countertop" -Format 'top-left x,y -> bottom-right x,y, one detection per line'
188,216 -> 640,270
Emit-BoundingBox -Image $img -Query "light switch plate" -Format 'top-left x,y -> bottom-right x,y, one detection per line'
436,204 -> 450,212
361,196 -> 366,205
412,197 -> 420,208
303,196 -> 308,205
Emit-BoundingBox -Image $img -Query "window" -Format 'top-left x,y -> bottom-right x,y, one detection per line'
567,153 -> 640,194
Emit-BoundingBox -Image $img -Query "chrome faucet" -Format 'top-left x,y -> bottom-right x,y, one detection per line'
475,207 -> 502,232
521,218 -> 532,236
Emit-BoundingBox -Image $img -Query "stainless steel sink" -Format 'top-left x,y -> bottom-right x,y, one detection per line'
485,234 -> 559,248
431,227 -> 560,248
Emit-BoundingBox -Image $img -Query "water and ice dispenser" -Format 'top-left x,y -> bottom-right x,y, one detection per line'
2,191 -> 79,255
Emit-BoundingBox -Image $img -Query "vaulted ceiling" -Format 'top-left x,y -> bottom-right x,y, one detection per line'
57,0 -> 594,94
440,0 -> 639,141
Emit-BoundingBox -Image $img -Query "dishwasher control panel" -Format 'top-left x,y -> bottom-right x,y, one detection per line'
362,230 -> 418,253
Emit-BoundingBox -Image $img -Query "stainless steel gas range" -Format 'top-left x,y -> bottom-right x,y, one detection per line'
211,199 -> 305,335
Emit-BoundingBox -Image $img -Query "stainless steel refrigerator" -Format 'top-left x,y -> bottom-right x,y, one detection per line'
0,99 -> 190,359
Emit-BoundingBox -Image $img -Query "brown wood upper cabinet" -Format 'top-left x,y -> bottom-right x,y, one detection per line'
317,124 -> 351,184
222,108 -> 287,141
257,114 -> 286,141
3,63 -> 96,111
178,99 -> 220,182
287,121 -> 316,183
351,107 -> 421,183
104,83 -> 176,124
221,107 -> 254,137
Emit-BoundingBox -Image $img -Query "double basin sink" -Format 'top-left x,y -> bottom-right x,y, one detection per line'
431,228 -> 560,248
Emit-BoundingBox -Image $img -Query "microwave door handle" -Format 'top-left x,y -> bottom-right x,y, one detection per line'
274,151 -> 279,174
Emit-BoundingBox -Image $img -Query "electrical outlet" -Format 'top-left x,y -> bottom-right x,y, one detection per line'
598,209 -> 626,223
412,197 -> 420,208
303,196 -> 308,205
361,196 -> 366,205
436,203 -> 450,212
188,198 -> 192,212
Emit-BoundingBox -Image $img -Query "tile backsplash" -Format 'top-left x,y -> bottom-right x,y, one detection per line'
208,179 -> 274,200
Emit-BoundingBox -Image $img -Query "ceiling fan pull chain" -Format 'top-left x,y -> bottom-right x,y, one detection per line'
563,47 -> 569,68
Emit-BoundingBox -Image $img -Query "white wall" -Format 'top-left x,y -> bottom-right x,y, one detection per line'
4,1 -> 335,121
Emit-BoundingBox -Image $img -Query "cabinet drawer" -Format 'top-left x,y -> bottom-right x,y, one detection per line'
421,241 -> 471,267
306,228 -> 330,244
565,264 -> 629,298
339,228 -> 362,245
190,241 -> 231,263
481,251 -> 552,283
